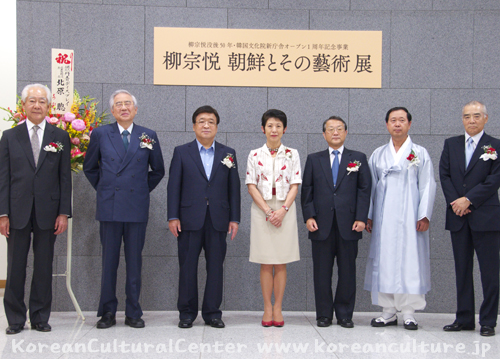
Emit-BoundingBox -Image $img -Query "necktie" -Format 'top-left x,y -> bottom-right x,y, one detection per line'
122,130 -> 130,150
31,125 -> 40,166
465,137 -> 474,168
332,150 -> 339,186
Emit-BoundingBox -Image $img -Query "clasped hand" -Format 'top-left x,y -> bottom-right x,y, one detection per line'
268,208 -> 286,228
451,197 -> 471,217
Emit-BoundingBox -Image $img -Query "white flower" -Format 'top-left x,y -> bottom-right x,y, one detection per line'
140,142 -> 153,150
221,153 -> 236,168
43,142 -> 63,152
480,145 -> 498,161
44,145 -> 57,152
480,153 -> 498,161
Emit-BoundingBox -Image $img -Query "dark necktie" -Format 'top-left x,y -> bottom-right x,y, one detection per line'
332,150 -> 339,186
122,130 -> 130,150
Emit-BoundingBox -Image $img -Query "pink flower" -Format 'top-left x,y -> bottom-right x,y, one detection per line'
70,147 -> 82,158
71,119 -> 86,131
71,137 -> 80,145
45,116 -> 50,123
63,112 -> 75,123
48,117 -> 59,125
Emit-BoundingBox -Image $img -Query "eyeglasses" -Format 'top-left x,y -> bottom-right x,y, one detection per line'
196,120 -> 217,127
114,101 -> 133,108
325,127 -> 345,133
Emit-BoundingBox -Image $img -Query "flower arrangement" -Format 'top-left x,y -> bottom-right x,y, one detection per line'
480,145 -> 498,161
347,160 -> 361,175
1,90 -> 107,172
139,133 -> 156,150
221,153 -> 236,168
407,149 -> 420,169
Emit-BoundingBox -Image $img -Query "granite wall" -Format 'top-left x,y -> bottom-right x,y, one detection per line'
16,0 -> 500,314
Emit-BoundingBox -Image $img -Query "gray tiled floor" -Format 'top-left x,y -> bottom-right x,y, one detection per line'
0,303 -> 499,358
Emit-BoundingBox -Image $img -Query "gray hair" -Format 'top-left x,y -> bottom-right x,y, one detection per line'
463,101 -> 488,116
21,84 -> 51,104
109,90 -> 138,109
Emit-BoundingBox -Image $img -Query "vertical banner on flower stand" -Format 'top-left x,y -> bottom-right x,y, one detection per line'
51,49 -> 74,115
50,48 -> 84,320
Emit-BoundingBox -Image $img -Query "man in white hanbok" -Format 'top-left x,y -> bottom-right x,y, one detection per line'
365,107 -> 436,330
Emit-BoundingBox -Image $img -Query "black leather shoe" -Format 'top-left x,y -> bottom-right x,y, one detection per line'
31,323 -> 51,332
6,325 -> 24,335
404,319 -> 418,330
480,326 -> 495,337
125,317 -> 145,328
443,321 -> 475,332
96,312 -> 116,329
178,318 -> 193,329
337,319 -> 354,328
206,318 -> 225,328
317,317 -> 332,327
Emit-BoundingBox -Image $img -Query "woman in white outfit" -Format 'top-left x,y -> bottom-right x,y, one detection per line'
245,109 -> 301,327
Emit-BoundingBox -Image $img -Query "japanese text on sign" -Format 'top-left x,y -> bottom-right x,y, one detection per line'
154,28 -> 381,88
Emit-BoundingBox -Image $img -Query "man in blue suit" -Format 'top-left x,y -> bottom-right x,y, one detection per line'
83,90 -> 165,329
440,101 -> 500,337
168,105 -> 240,329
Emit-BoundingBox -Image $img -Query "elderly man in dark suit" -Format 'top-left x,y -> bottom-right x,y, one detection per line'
440,101 -> 500,337
301,116 -> 371,328
83,90 -> 165,329
168,105 -> 240,329
0,84 -> 72,334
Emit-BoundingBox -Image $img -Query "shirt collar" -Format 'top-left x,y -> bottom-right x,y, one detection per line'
26,118 -> 46,132
465,130 -> 484,144
329,145 -> 344,154
117,122 -> 133,134
196,139 -> 215,152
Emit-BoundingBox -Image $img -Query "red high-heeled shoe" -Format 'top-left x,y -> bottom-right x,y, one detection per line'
261,320 -> 273,327
273,320 -> 284,327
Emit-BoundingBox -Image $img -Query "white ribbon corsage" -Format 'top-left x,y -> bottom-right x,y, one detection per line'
480,145 -> 498,161
407,149 -> 420,169
222,153 -> 236,168
43,142 -> 64,152
347,160 -> 361,175
139,133 -> 155,150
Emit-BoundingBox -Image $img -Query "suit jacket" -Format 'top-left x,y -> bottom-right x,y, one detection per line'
167,140 -> 241,232
83,122 -> 165,222
301,148 -> 371,241
439,132 -> 500,232
0,121 -> 72,230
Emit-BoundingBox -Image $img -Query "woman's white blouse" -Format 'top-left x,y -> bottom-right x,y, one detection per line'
245,144 -> 302,200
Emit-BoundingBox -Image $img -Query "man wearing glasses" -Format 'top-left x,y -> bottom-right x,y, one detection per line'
168,105 -> 240,329
83,90 -> 165,329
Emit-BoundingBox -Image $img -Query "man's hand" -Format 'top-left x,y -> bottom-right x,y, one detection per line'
228,222 -> 239,240
416,217 -> 430,232
352,220 -> 365,232
451,197 -> 471,217
306,218 -> 318,232
169,219 -> 181,237
54,215 -> 68,235
0,216 -> 10,238
366,219 -> 373,233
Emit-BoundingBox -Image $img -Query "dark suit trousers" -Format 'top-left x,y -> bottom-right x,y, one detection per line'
177,207 -> 227,322
4,208 -> 56,326
311,212 -> 358,321
98,221 -> 147,319
451,221 -> 500,327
